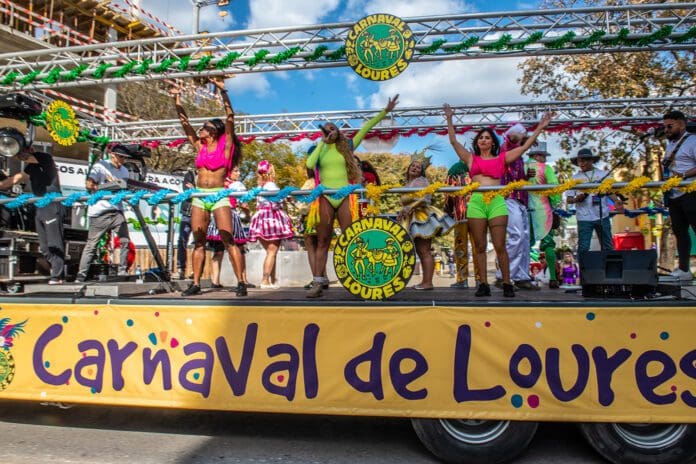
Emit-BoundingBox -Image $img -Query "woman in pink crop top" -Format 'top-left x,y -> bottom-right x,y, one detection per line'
443,104 -> 552,298
171,77 -> 247,297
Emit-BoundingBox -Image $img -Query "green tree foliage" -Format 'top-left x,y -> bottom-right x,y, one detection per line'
519,0 -> 695,267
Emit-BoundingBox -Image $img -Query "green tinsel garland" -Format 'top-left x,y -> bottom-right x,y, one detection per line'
63,64 -> 89,81
575,30 -> 606,48
194,55 -> 214,72
1,25 -> 693,88
445,36 -> 480,53
267,46 -> 301,64
545,31 -> 576,50
154,58 -> 176,73
177,55 -> 192,71
326,45 -> 346,61
1,71 -> 19,85
481,34 -> 512,51
421,39 -> 447,54
246,49 -> 270,67
19,70 -> 40,85
93,63 -> 113,79
215,52 -> 241,69
510,31 -> 544,50
134,58 -> 154,75
673,26 -> 696,44
304,45 -> 328,61
42,68 -> 63,84
113,61 -> 138,78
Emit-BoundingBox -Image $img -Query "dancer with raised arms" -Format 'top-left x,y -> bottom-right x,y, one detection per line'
170,78 -> 247,297
305,95 -> 399,298
443,105 -> 552,298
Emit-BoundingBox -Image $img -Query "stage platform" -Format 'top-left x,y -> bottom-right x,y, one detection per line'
10,277 -> 696,306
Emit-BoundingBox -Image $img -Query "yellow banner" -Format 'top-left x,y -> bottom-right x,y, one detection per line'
1,303 -> 695,423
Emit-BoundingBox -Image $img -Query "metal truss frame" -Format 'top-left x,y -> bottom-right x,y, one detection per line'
103,96 -> 696,143
0,3 -> 693,90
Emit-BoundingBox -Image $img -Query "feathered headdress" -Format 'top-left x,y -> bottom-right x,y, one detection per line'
409,151 -> 432,172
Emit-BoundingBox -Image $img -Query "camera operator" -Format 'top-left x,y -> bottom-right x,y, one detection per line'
566,148 -> 624,254
0,148 -> 65,284
75,144 -> 132,282
662,110 -> 696,282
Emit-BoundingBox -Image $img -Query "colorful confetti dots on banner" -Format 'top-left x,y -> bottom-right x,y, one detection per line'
660,331 -> 670,340
148,333 -> 158,346
126,319 -> 134,327
586,312 -> 596,321
62,316 -> 69,323
485,321 -> 491,327
535,322 -> 542,328
528,395 -> 540,408
511,394 -> 524,408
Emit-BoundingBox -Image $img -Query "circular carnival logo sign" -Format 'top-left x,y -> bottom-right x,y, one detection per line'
345,13 -> 415,81
46,100 -> 80,146
333,217 -> 415,300
0,349 -> 15,391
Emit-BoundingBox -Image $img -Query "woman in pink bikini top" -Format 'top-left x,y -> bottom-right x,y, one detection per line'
170,77 -> 247,298
443,103 -> 552,298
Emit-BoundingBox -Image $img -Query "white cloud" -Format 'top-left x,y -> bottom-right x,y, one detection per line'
247,0 -> 342,29
137,0 -> 230,34
226,73 -> 272,98
343,0 -> 472,20
355,95 -> 367,109
366,58 -> 528,109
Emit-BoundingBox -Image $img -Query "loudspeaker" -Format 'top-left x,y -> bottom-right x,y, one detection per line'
579,250 -> 657,298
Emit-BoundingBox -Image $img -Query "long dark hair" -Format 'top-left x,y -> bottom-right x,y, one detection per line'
472,128 -> 500,156
209,117 -> 243,168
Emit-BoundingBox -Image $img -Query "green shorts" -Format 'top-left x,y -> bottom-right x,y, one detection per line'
466,192 -> 508,220
192,187 -> 230,212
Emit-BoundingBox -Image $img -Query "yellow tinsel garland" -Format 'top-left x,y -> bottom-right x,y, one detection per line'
679,178 -> 696,193
616,176 -> 651,197
365,183 -> 400,215
452,182 -> 481,197
588,178 -> 617,195
660,177 -> 683,192
533,179 -> 581,198
482,180 -> 530,204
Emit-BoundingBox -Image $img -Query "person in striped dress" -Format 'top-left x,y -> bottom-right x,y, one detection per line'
248,160 -> 294,288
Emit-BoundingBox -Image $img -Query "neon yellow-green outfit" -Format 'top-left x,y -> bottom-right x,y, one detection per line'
306,110 -> 387,208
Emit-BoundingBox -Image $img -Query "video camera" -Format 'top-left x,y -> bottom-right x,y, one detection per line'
0,93 -> 42,158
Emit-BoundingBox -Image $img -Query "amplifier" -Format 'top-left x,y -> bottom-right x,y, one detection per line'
579,250 -> 658,298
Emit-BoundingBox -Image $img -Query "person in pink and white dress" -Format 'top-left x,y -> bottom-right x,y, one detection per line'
248,160 -> 294,288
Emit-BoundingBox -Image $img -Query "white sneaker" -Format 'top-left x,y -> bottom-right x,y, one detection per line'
670,269 -> 694,282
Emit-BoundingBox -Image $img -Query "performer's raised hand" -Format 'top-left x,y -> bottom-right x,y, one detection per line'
538,112 -> 554,130
385,94 -> 399,113
443,103 -> 454,119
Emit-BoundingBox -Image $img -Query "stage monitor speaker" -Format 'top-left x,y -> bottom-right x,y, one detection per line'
579,250 -> 657,298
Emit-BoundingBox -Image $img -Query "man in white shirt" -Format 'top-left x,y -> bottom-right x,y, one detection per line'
662,110 -> 696,281
566,148 -> 624,254
75,145 -> 132,282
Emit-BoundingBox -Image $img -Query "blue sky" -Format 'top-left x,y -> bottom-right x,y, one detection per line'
130,0 -> 549,167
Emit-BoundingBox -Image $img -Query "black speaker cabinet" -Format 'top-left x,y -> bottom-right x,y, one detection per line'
579,250 -> 657,298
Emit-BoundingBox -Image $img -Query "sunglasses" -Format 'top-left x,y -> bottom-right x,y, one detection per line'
199,124 -> 217,133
